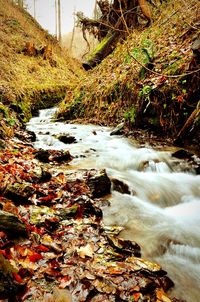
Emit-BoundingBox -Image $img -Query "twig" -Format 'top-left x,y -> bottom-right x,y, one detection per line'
119,0 -> 130,35
160,10 -> 179,26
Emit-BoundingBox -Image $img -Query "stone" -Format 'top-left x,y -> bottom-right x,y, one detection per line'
50,150 -> 73,163
57,134 -> 77,144
0,210 -> 27,235
86,169 -> 111,198
4,182 -> 35,205
35,149 -> 50,163
111,178 -> 131,194
110,122 -> 125,136
172,149 -> 193,160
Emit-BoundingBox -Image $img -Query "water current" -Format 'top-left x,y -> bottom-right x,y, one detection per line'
27,108 -> 200,302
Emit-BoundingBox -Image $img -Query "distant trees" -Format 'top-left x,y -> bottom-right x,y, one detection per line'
55,0 -> 61,42
18,0 -> 24,7
12,0 -> 24,7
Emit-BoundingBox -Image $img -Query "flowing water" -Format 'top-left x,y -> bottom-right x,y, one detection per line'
27,108 -> 200,302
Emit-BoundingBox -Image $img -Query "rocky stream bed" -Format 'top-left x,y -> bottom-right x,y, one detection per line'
0,108 -> 200,302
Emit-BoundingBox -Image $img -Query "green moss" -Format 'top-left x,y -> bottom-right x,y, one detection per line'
0,103 -> 9,118
124,106 -> 136,126
86,33 -> 113,61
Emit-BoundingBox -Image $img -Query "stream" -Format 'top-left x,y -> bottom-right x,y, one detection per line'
26,107 -> 200,302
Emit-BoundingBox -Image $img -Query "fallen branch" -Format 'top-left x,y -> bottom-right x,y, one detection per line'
175,102 -> 200,142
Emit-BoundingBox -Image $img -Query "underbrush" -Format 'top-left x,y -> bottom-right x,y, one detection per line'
57,0 -> 200,145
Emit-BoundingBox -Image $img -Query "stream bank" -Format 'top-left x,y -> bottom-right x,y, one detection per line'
26,108 -> 200,302
0,130 -> 179,302
1,107 -> 200,301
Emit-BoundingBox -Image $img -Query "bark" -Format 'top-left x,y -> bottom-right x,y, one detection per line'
82,31 -> 120,70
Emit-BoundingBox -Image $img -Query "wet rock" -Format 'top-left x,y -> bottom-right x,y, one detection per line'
26,130 -> 36,142
35,149 -> 73,163
172,149 -> 200,174
57,134 -> 77,144
0,210 -> 27,235
86,169 -> 111,198
50,150 -> 73,163
4,182 -> 35,204
158,276 -> 174,291
107,235 -> 141,257
172,149 -> 193,160
110,122 -> 125,136
29,165 -> 52,183
39,169 -> 52,182
35,149 -> 51,163
75,197 -> 103,221
111,178 -> 131,194
15,129 -> 36,143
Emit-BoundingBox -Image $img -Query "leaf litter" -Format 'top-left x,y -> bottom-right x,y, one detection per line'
0,137 -> 185,302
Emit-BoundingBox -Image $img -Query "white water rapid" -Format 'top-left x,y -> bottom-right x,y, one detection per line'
27,108 -> 200,302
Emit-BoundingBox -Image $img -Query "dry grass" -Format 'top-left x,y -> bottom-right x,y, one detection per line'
0,0 -> 83,101
0,0 -> 84,139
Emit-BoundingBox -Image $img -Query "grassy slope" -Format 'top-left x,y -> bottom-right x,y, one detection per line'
0,0 -> 84,140
57,0 -> 200,145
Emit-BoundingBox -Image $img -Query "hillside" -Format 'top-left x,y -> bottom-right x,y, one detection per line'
0,0 -> 83,141
57,0 -> 200,151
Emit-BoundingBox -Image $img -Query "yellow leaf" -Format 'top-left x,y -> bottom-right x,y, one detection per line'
77,243 -> 94,258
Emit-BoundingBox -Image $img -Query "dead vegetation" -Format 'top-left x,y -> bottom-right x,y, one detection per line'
57,0 -> 200,150
0,0 -> 83,140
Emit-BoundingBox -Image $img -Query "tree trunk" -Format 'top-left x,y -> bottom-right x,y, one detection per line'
82,31 -> 120,70
18,0 -> 23,7
33,0 -> 36,18
58,0 -> 61,42
55,0 -> 58,39
79,0 -> 152,69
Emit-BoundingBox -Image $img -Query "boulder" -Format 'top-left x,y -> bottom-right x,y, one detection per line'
172,149 -> 193,160
86,169 -> 111,198
4,182 -> 35,204
111,178 -> 131,194
35,149 -> 73,163
35,149 -> 51,163
0,210 -> 27,235
57,134 -> 77,144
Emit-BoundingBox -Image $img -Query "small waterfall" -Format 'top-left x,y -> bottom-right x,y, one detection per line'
27,108 -> 200,302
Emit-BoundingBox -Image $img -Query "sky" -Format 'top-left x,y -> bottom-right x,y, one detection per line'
26,0 -> 96,36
